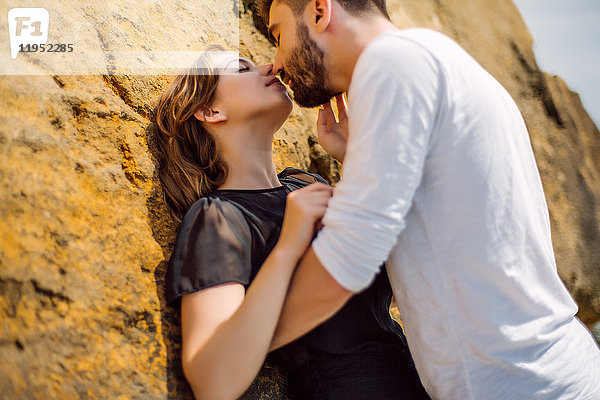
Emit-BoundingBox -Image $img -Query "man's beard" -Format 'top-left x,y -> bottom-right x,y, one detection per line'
285,21 -> 338,108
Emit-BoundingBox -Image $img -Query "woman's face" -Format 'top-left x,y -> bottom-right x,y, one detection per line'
213,57 -> 293,125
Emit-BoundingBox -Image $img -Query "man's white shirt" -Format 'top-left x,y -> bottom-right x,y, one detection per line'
312,28 -> 600,399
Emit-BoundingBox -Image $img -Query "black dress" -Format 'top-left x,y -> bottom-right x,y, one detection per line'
166,167 -> 430,400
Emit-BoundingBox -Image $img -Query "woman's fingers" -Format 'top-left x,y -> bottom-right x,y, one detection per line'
315,220 -> 324,231
288,182 -> 331,195
278,183 -> 334,257
295,182 -> 332,193
287,183 -> 333,220
335,93 -> 348,121
317,105 -> 334,134
319,95 -> 347,129
289,195 -> 331,216
317,107 -> 327,131
324,102 -> 337,127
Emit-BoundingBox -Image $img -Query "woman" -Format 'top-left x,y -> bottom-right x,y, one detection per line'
154,49 -> 430,400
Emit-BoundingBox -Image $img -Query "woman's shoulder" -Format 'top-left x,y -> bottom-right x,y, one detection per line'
278,167 -> 329,186
174,195 -> 251,245
181,194 -> 245,226
167,195 -> 253,305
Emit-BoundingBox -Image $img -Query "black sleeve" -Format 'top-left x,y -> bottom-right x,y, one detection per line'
166,197 -> 252,306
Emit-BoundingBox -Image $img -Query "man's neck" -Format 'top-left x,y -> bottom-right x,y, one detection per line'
329,16 -> 399,91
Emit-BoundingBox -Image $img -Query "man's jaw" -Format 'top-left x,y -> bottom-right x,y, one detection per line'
282,71 -> 335,108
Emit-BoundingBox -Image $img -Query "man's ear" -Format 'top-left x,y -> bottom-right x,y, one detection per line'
193,107 -> 228,124
309,0 -> 332,34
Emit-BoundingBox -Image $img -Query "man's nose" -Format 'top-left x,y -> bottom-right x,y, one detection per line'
272,53 -> 284,77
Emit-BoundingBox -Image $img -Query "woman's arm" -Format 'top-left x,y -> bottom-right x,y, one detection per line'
180,182 -> 333,400
181,250 -> 296,400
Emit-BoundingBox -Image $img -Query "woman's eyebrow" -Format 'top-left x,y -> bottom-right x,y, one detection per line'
224,57 -> 253,70
239,58 -> 254,67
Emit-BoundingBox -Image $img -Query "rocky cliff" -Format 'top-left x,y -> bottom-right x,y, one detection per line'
0,0 -> 598,398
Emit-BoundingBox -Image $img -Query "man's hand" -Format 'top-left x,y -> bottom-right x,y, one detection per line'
317,93 -> 349,163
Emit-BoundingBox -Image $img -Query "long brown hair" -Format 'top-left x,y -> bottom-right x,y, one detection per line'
154,46 -> 229,223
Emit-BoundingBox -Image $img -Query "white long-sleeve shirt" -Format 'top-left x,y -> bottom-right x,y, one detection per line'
312,28 -> 600,400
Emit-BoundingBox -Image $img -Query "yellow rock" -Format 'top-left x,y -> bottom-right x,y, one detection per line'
0,0 -> 598,398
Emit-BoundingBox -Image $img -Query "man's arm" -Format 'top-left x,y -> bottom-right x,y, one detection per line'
269,246 -> 353,351
269,36 -> 442,350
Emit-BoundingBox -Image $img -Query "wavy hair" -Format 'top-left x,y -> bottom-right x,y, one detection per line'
154,46 -> 229,222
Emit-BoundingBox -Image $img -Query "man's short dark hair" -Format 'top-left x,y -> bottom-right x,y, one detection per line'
256,0 -> 390,26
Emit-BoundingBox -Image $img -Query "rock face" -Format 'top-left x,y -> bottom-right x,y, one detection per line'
0,0 -> 598,398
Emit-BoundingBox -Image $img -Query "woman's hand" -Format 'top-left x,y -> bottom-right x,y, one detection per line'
276,182 -> 334,260
317,93 -> 349,163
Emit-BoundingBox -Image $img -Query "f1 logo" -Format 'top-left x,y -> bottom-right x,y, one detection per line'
8,8 -> 49,59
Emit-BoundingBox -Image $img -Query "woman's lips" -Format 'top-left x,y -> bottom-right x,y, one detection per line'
267,77 -> 284,87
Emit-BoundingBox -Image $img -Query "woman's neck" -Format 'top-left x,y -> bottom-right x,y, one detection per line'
217,142 -> 281,190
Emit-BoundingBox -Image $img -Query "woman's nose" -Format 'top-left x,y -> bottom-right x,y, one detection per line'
258,63 -> 274,76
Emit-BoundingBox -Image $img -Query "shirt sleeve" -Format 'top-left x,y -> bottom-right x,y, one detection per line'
312,36 -> 443,292
166,197 -> 252,305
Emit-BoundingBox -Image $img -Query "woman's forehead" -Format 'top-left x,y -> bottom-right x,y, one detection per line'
198,53 -> 254,75
223,56 -> 254,68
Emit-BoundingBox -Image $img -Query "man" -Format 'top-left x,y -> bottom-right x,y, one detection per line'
257,0 -> 600,398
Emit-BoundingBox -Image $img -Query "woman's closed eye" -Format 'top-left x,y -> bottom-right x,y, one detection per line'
239,66 -> 250,72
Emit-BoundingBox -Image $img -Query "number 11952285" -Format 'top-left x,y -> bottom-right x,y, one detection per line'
19,43 -> 73,52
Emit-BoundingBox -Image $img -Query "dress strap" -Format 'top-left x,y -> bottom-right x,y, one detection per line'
278,167 -> 328,185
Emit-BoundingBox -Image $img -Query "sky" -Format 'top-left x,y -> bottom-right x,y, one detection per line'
511,1 -> 600,340
511,0 -> 600,128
